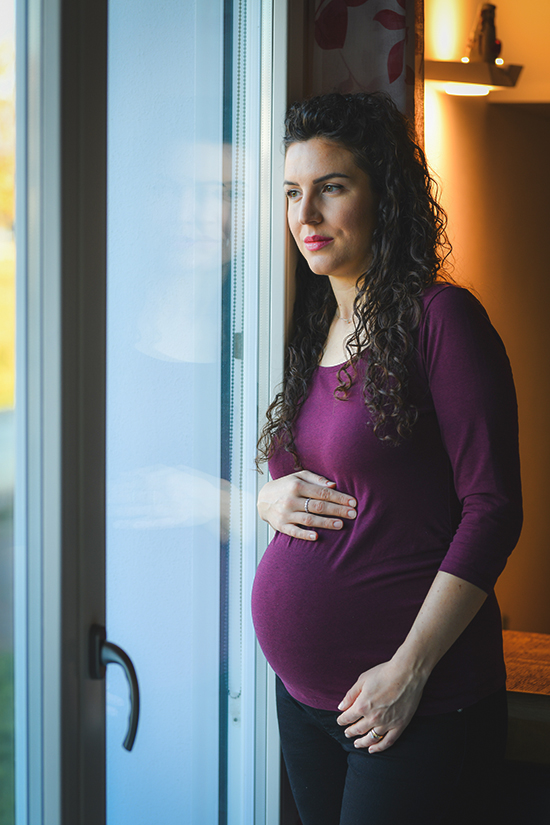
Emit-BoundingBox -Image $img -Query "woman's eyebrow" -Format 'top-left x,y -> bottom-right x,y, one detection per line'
283,172 -> 350,186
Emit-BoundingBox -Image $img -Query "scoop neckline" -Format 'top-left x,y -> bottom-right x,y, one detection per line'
318,352 -> 367,370
318,360 -> 347,370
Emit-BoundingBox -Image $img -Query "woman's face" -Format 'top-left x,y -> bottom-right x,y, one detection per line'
284,138 -> 377,287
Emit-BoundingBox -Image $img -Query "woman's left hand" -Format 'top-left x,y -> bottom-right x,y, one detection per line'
336,572 -> 489,753
335,659 -> 428,753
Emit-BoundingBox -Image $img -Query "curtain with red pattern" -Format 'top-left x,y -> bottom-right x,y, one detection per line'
306,0 -> 423,132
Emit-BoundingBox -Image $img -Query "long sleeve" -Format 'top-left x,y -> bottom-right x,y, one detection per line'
419,285 -> 523,593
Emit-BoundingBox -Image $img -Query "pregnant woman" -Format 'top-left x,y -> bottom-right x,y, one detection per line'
251,93 -> 522,825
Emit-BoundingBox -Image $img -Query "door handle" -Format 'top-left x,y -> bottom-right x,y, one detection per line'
90,624 -> 140,751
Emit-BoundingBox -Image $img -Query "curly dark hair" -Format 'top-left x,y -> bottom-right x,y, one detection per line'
257,91 -> 451,468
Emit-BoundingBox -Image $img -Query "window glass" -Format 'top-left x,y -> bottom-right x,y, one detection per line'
106,1 -> 261,821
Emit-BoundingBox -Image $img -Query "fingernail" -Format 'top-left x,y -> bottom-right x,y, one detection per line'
334,520 -> 343,529
309,532 -> 317,540
337,701 -> 344,710
348,499 -> 356,507
348,509 -> 356,518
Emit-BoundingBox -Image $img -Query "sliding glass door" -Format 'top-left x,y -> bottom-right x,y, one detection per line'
106,1 -> 267,821
15,0 -> 287,822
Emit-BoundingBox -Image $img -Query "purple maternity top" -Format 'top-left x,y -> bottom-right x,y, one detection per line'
251,284 -> 523,714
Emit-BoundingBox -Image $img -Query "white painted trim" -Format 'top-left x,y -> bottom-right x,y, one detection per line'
15,1 -> 108,822
256,1 -> 288,824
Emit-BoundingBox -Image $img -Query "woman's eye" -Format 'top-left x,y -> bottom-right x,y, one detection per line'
323,183 -> 342,194
285,189 -> 300,200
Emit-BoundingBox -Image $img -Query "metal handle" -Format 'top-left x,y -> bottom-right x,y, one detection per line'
90,624 -> 140,751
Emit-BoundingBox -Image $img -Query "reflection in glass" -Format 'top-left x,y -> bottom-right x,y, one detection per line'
106,1 -> 258,822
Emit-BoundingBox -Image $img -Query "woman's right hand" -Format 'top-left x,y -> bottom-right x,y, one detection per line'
257,470 -> 357,541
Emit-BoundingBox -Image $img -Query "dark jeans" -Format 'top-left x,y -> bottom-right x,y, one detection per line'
276,677 -> 508,825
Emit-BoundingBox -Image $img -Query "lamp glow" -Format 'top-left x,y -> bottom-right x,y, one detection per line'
495,58 -> 504,65
428,1 -> 461,60
461,57 -> 470,64
444,83 -> 491,96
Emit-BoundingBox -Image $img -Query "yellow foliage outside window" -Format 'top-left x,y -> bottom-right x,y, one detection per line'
0,39 -> 15,410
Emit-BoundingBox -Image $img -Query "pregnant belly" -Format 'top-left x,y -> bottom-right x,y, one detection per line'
251,533 -> 429,709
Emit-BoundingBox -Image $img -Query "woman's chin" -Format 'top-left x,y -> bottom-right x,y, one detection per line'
304,259 -> 329,276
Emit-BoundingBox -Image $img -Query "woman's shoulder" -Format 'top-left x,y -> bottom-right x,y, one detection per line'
421,281 -> 483,312
420,282 -> 491,329
418,282 -> 506,360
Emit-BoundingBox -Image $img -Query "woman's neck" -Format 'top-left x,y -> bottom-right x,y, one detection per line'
330,284 -> 357,322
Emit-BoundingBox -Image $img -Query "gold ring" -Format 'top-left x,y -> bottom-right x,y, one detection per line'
370,728 -> 385,741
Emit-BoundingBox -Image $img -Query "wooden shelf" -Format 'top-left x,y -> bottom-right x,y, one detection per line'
425,60 -> 523,88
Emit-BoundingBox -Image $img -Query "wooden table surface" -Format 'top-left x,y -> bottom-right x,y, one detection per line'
502,630 -> 550,764
503,630 -> 550,695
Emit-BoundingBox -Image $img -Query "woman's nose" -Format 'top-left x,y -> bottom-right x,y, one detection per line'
299,194 -> 321,225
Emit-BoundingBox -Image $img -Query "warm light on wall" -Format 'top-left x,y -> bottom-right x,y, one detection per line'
426,0 -> 462,60
425,2 -> 523,97
423,83 -> 445,169
444,82 -> 491,96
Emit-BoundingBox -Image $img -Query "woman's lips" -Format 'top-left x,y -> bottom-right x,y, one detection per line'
303,235 -> 333,251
